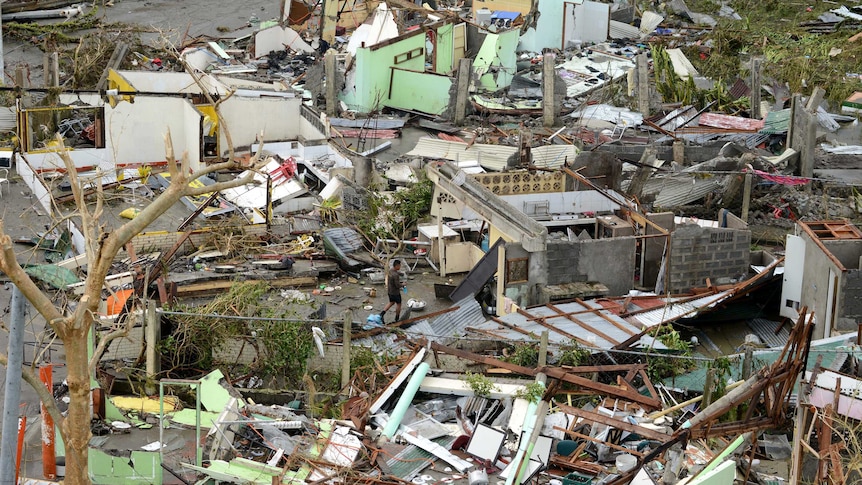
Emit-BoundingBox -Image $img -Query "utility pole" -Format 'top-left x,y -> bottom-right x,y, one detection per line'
0,286 -> 26,485
0,5 -> 5,83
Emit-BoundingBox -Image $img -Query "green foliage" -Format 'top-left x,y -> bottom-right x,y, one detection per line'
504,343 -> 540,368
351,178 -> 434,243
514,382 -> 546,403
557,340 -> 590,367
463,372 -> 498,398
710,356 -> 733,399
162,281 -> 318,387
646,325 -> 697,381
652,45 -> 749,114
674,0 -> 862,105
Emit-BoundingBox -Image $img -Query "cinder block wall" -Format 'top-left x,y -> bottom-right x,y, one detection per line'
669,224 -> 751,292
839,269 -> 862,331
545,237 -> 636,295
119,224 -> 269,258
546,239 -> 584,285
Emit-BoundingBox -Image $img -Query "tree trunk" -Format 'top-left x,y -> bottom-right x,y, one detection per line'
61,323 -> 92,485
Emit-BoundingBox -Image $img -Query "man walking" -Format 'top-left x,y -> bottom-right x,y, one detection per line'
380,260 -> 404,323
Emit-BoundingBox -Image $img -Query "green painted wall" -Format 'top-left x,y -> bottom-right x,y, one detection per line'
341,33 -> 426,112
435,24 -> 454,74
387,70 -> 453,115
474,29 -> 520,91
90,449 -> 161,485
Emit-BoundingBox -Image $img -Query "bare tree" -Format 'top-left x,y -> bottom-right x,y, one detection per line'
0,132 -> 265,485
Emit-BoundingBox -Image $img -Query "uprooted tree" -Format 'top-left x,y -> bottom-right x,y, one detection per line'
0,130 -> 266,484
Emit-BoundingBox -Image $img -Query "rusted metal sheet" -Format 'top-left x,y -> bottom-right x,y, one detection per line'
698,112 -> 765,131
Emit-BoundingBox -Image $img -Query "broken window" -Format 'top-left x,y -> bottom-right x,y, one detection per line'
506,257 -> 529,284
21,106 -> 106,151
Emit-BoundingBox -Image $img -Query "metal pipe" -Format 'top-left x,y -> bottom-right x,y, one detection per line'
0,285 -> 27,485
382,363 -> 430,438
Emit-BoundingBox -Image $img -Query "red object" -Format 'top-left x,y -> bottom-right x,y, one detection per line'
438,133 -> 466,143
270,156 -> 297,183
40,364 -> 56,479
15,416 -> 26,484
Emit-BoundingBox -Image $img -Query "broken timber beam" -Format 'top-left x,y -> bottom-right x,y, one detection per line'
555,402 -> 670,442
428,342 -> 662,409
175,276 -> 318,297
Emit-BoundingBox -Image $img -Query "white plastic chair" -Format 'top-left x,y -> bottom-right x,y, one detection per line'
0,168 -> 8,198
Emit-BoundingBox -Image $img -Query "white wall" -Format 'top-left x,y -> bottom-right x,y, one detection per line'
115,70 -> 222,94
16,153 -> 56,214
107,96 -> 200,165
218,96 -> 302,153
20,148 -> 115,173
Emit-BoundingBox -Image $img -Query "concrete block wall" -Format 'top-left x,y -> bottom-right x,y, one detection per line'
578,237 -> 636,296
669,224 -> 751,293
101,323 -> 145,362
838,269 -> 862,332
119,224 -> 269,259
544,237 -> 636,295
546,239 -> 584,285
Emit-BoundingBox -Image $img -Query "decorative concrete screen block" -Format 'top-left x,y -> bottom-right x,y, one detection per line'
472,171 -> 565,195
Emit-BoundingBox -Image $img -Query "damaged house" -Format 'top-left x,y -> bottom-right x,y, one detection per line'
427,160 -> 752,313
781,219 -> 862,339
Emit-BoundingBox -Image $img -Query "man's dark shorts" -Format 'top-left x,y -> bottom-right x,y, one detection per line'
388,293 -> 402,304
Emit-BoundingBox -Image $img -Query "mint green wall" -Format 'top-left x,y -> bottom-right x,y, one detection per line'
388,70 -> 453,115
435,24 -> 455,74
90,449 -> 161,484
341,33 -> 426,112
474,29 -> 520,91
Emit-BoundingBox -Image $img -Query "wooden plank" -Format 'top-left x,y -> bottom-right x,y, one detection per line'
546,303 -> 620,345
556,403 -> 670,442
175,276 -> 318,296
429,342 -> 662,409
575,298 -> 638,336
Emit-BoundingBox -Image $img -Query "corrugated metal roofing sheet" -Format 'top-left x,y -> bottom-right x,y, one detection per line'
663,334 -> 858,392
356,298 -> 486,351
747,318 -> 790,349
531,145 -> 579,169
470,300 -> 644,350
627,290 -> 735,328
761,109 -> 790,134
406,137 -> 516,172
642,176 -> 723,208
383,436 -> 455,480
609,20 -> 641,39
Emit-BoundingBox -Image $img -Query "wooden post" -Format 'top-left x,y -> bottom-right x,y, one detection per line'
43,52 -> 59,87
742,347 -> 753,380
542,52 -> 556,128
14,66 -> 26,88
636,53 -> 650,115
496,244 -> 506,316
741,172 -> 753,222
702,367 -> 716,409
538,330 -> 549,367
672,140 -> 685,164
438,196 -> 446,277
454,58 -> 472,126
749,57 -> 762,119
145,300 -> 160,381
341,310 -> 352,391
